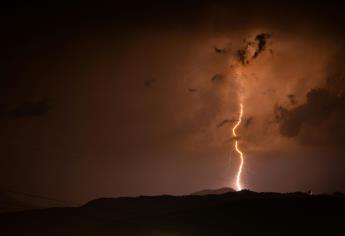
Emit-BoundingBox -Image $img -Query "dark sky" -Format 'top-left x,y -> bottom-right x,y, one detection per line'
1,1 -> 345,204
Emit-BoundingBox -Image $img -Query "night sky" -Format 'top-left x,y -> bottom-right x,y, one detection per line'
1,2 -> 345,204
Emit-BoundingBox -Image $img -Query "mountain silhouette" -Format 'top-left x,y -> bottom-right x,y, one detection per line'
191,187 -> 235,195
1,191 -> 344,235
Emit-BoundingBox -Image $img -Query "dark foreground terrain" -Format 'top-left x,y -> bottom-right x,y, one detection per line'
1,190 -> 344,235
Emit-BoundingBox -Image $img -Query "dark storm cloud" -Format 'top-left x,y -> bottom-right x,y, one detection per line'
217,119 -> 235,128
244,116 -> 253,128
214,46 -> 229,54
236,49 -> 249,65
274,47 -> 345,147
236,33 -> 271,65
9,100 -> 53,118
275,88 -> 345,146
287,94 -> 297,105
325,74 -> 345,93
253,33 -> 271,59
211,74 -> 225,83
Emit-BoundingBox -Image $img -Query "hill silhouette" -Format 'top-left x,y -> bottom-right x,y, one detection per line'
1,190 -> 345,235
191,187 -> 235,196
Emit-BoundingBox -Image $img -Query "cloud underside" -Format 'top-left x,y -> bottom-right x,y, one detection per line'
276,88 -> 345,147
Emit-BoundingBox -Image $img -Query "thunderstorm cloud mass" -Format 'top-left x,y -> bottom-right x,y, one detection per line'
1,1 -> 345,205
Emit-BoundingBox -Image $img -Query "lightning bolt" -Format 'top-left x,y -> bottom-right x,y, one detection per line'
232,103 -> 244,191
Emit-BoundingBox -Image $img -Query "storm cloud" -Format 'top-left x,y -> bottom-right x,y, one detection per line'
275,88 -> 345,147
236,33 -> 271,65
253,33 -> 271,59
2,2 -> 345,201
